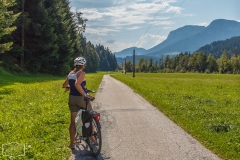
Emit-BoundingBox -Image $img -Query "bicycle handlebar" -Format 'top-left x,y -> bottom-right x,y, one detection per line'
84,96 -> 95,101
87,89 -> 95,93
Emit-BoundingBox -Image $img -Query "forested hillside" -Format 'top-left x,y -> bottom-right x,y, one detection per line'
196,36 -> 240,58
0,0 -> 117,75
95,44 -> 118,71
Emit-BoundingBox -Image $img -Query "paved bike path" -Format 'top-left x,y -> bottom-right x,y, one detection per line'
69,74 -> 220,160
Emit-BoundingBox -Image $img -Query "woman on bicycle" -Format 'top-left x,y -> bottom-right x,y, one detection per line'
62,57 -> 93,149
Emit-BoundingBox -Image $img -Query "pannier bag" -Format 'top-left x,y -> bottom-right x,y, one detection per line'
75,109 -> 92,137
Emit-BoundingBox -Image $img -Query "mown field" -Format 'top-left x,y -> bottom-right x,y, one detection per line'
111,73 -> 240,160
0,68 -> 105,159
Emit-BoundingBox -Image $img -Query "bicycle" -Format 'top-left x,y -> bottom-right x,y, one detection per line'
64,87 -> 102,156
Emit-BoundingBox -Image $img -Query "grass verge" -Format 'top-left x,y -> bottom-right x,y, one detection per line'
0,67 -> 105,159
111,72 -> 240,160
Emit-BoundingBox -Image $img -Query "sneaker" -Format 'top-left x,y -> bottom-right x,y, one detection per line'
68,144 -> 75,149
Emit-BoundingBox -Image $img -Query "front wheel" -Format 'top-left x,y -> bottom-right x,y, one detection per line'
87,118 -> 102,156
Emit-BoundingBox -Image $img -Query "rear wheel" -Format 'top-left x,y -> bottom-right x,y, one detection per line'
87,118 -> 102,156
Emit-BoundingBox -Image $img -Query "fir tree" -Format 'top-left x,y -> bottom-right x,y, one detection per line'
0,0 -> 19,54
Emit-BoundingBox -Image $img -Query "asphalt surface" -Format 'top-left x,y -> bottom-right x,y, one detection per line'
69,75 -> 220,160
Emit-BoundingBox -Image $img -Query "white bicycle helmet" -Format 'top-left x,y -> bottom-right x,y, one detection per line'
74,57 -> 87,66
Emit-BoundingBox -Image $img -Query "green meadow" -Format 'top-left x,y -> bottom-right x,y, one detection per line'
1,68 -> 240,160
0,68 -> 104,159
111,73 -> 240,160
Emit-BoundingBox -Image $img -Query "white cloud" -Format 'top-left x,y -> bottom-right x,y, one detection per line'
127,26 -> 141,30
153,0 -> 177,3
78,8 -> 104,20
70,0 -> 186,52
195,22 -> 209,26
70,7 -> 76,13
137,33 -> 167,49
77,0 -> 181,27
150,20 -> 173,26
182,14 -> 195,17
70,0 -> 114,8
85,27 -> 119,36
162,26 -> 173,30
110,41 -> 135,52
89,37 -> 134,52
165,6 -> 183,14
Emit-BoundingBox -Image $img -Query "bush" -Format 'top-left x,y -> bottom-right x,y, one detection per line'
2,56 -> 26,73
149,67 -> 154,73
205,69 -> 210,74
162,68 -> 172,73
179,68 -> 186,73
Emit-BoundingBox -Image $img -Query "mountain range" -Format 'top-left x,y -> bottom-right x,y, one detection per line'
113,47 -> 146,58
196,36 -> 240,58
114,19 -> 240,59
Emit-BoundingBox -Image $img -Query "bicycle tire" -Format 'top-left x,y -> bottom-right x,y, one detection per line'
87,118 -> 102,156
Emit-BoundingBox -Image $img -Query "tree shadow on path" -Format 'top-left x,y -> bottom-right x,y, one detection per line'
69,142 -> 105,160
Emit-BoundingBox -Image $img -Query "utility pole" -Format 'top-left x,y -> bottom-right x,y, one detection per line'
132,49 -> 135,77
124,58 -> 126,74
122,62 -> 123,73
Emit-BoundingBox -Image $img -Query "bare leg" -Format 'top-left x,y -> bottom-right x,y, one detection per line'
69,112 -> 78,146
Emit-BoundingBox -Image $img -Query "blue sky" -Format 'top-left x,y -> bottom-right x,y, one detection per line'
69,0 -> 240,53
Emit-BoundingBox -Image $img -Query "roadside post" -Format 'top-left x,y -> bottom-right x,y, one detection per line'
132,49 -> 135,77
122,62 -> 123,73
124,58 -> 126,74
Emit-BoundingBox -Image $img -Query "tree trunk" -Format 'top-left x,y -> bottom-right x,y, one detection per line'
20,0 -> 24,67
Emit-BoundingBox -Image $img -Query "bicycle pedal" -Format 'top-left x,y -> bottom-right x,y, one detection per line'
90,140 -> 98,146
81,137 -> 87,141
75,140 -> 81,144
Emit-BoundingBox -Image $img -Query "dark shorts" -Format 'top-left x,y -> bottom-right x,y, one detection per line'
68,95 -> 92,112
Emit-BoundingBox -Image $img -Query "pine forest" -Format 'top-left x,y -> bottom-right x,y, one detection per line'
0,0 -> 118,75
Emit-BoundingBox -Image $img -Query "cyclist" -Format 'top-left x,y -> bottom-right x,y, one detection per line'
62,57 -> 93,149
